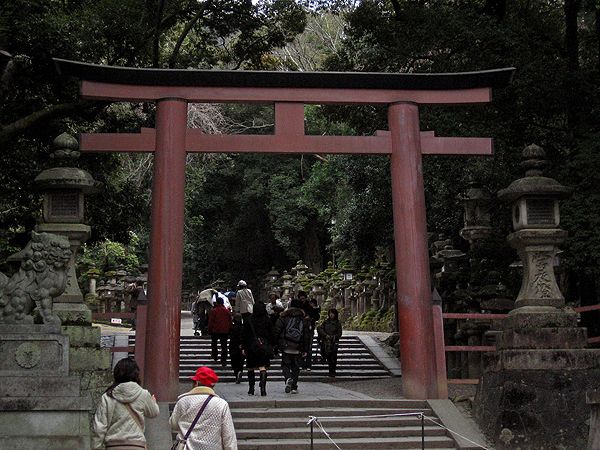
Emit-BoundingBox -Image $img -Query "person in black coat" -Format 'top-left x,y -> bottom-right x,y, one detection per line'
241,301 -> 274,396
229,313 -> 245,384
317,308 -> 343,377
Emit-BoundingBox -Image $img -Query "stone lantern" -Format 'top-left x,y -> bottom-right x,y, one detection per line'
497,144 -> 572,325
341,266 -> 354,283
267,267 -> 279,283
35,133 -> 98,324
292,260 -> 309,277
458,181 -> 492,244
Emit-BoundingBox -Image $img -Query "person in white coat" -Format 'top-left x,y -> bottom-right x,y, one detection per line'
92,357 -> 159,450
234,280 -> 254,324
170,366 -> 237,450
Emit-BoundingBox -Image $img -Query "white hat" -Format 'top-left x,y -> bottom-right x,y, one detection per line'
237,280 -> 247,287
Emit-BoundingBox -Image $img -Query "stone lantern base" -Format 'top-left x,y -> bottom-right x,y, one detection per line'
474,340 -> 600,449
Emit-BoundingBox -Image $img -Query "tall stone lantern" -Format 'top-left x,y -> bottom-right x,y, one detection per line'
497,144 -> 575,334
35,133 -> 98,324
474,144 -> 600,449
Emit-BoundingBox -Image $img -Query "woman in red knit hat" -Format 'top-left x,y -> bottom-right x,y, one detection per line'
169,366 -> 237,449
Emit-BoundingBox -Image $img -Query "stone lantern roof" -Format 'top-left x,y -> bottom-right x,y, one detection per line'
34,133 -> 99,194
497,144 -> 572,202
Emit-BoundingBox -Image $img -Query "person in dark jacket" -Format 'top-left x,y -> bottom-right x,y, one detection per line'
229,313 -> 245,384
208,296 -> 232,367
274,299 -> 312,394
299,294 -> 320,370
242,301 -> 274,396
317,308 -> 343,377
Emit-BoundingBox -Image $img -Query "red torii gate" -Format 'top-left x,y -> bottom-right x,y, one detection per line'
55,59 -> 513,401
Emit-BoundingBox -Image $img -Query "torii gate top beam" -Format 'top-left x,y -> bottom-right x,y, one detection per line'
54,59 -> 514,104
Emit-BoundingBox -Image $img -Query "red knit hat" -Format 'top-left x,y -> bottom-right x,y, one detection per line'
190,366 -> 218,386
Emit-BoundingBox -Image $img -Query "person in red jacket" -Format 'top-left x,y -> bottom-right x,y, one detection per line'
208,296 -> 233,367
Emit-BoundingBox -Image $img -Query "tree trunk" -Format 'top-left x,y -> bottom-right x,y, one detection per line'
564,0 -> 581,71
595,5 -> 600,73
563,0 -> 582,135
302,218 -> 322,274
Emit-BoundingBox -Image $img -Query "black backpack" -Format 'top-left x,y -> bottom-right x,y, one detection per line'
284,316 -> 304,343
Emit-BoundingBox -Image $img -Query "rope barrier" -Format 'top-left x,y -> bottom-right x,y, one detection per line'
423,415 -> 490,450
305,410 -> 491,450
306,411 -> 427,420
307,416 -> 343,450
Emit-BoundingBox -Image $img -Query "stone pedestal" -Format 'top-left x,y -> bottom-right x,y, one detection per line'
0,325 -> 93,450
475,349 -> 600,449
587,390 -> 600,450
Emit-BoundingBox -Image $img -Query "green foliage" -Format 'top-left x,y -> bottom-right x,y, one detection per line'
343,307 -> 394,332
79,236 -> 141,276
0,0 -> 307,276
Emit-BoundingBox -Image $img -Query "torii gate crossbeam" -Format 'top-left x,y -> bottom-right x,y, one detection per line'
54,59 -> 513,401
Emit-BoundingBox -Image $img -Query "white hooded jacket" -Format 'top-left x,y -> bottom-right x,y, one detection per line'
170,386 -> 237,450
92,381 -> 159,449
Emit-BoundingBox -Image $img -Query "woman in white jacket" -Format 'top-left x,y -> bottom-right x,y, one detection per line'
92,357 -> 160,450
170,366 -> 237,450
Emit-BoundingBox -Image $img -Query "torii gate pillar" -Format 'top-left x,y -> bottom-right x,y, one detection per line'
389,102 -> 437,398
145,98 -> 188,400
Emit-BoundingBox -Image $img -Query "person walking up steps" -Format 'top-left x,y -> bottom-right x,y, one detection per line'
170,366 -> 237,450
208,296 -> 232,367
229,313 -> 245,383
274,298 -> 311,394
92,357 -> 159,450
242,301 -> 274,396
234,280 -> 254,324
317,308 -> 343,377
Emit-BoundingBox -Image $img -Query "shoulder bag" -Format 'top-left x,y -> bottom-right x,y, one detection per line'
171,395 -> 213,450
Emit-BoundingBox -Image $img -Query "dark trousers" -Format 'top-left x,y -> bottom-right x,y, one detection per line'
241,312 -> 252,325
303,329 -> 315,368
324,348 -> 338,375
281,352 -> 302,389
211,333 -> 229,364
230,350 -> 245,375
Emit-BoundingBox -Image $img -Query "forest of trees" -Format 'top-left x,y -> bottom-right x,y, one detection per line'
2,0 -> 600,303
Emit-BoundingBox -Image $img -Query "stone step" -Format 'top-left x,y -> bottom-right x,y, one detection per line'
179,369 -> 390,377
231,407 -> 433,419
236,436 -> 456,449
233,416 -> 434,429
236,425 -> 448,439
227,399 -> 430,409
180,362 -> 387,370
180,356 -> 381,364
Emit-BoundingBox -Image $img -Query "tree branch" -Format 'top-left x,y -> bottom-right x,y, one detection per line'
152,0 -> 167,67
0,101 -> 97,143
168,2 -> 212,68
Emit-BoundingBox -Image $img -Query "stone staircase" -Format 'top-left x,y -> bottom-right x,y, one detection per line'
229,398 -> 458,449
131,335 -> 391,382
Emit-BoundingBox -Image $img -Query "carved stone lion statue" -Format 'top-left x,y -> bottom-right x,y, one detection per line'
0,231 -> 71,324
